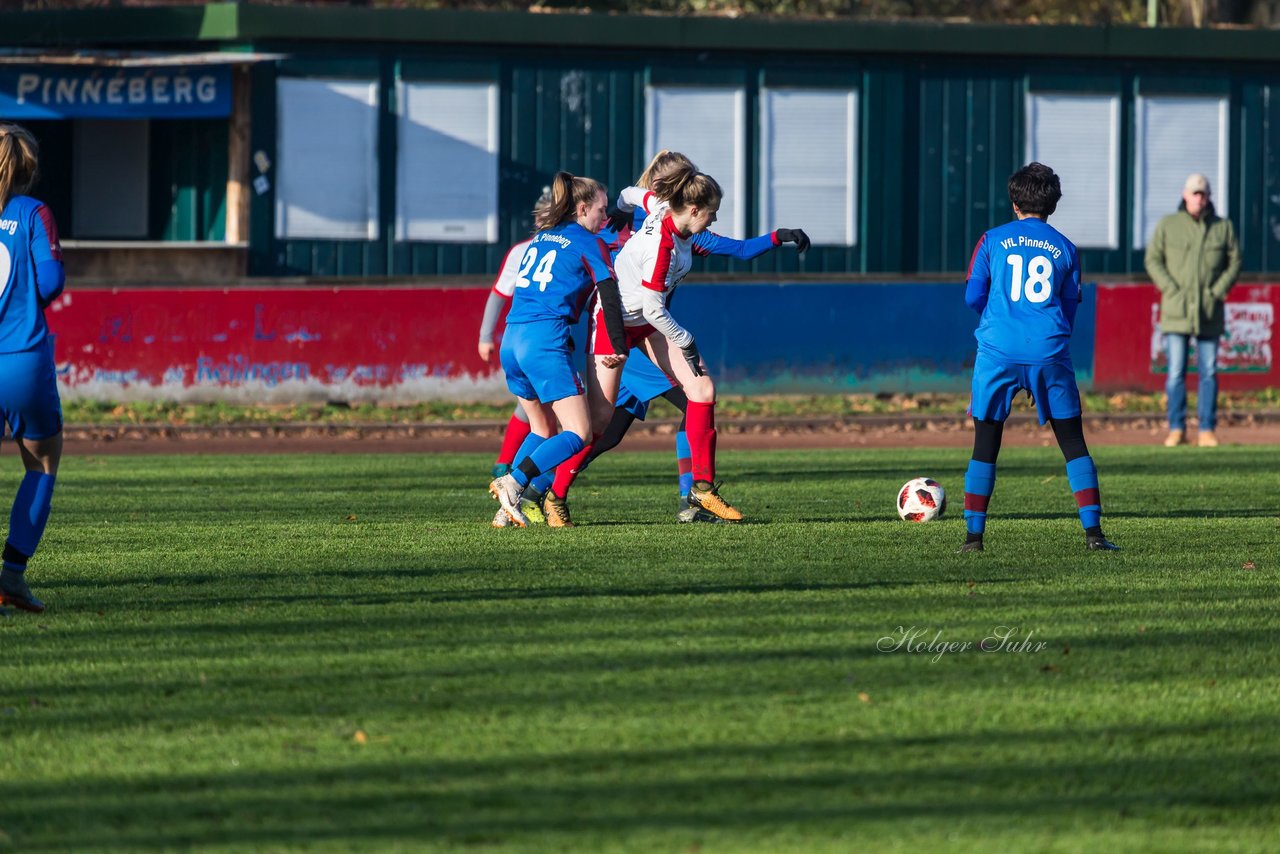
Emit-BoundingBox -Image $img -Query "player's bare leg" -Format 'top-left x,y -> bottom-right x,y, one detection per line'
644,335 -> 741,522
539,354 -> 624,527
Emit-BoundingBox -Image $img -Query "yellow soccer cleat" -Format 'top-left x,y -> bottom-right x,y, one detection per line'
542,493 -> 575,528
689,481 -> 743,522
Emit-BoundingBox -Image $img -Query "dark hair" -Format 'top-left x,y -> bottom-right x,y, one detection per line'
1007,162 -> 1061,217
535,171 -> 605,231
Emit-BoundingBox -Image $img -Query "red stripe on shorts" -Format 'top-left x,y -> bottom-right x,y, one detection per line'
590,308 -> 655,356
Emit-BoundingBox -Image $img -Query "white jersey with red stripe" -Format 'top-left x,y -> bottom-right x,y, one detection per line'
491,238 -> 533,298
613,208 -> 695,349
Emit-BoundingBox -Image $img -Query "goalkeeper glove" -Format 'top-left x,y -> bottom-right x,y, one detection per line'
606,208 -> 633,233
681,340 -> 705,378
775,228 -> 811,253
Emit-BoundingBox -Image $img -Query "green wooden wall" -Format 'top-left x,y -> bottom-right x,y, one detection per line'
246,45 -> 1280,280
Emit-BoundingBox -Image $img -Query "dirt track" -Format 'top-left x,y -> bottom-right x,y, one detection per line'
60,413 -> 1280,455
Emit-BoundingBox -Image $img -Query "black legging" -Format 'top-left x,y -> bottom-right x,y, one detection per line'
586,387 -> 689,464
971,414 -> 1090,464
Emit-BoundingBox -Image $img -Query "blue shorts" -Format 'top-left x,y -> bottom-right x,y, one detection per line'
500,319 -> 584,404
0,340 -> 63,441
616,353 -> 676,420
970,353 -> 1081,425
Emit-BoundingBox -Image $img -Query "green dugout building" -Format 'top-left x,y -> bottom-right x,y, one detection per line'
4,2 -> 1280,283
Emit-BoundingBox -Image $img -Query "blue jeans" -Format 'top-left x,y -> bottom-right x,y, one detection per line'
1165,334 -> 1219,431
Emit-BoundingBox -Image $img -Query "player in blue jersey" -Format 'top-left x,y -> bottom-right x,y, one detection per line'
959,162 -> 1118,553
0,125 -> 66,614
488,171 -> 629,527
525,152 -> 809,526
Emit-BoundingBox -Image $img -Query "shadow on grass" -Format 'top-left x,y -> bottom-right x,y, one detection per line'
2,719 -> 1277,849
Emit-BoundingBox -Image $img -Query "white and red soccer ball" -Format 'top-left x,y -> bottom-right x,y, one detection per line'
896,477 -> 946,522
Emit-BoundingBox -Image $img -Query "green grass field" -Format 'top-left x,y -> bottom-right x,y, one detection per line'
2,446 -> 1278,852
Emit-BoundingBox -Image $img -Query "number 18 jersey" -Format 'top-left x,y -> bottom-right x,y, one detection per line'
966,217 -> 1081,365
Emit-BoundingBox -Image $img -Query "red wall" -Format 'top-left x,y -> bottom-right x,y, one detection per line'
48,288 -> 500,399
44,283 -> 1280,401
1093,283 -> 1278,392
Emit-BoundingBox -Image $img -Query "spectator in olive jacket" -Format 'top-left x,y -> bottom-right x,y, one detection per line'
1144,173 -> 1241,448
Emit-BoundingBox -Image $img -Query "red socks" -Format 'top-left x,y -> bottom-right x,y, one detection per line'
686,401 -> 717,483
496,415 -> 532,466
551,433 -> 598,499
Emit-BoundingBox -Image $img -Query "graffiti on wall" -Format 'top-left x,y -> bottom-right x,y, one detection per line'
48,288 -> 507,402
1094,283 -> 1280,392
1147,302 -> 1275,373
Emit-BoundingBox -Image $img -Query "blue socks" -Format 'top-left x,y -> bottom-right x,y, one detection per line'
508,434 -> 546,488
5,471 -> 56,572
526,432 -> 584,481
675,430 -> 692,499
963,460 -> 996,536
1065,456 -> 1102,531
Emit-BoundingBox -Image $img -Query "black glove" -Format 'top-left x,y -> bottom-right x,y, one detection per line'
681,340 -> 705,377
775,228 -> 810,253
606,207 -> 633,233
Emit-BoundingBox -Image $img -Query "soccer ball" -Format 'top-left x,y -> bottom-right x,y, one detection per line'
897,477 -> 946,522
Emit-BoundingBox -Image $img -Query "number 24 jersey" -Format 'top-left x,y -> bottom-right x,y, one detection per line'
966,217 -> 1082,365
504,222 -> 615,327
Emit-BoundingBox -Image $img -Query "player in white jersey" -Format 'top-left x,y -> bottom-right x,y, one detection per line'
591,163 -> 737,520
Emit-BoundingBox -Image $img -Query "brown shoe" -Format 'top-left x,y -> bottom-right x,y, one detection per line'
1163,429 -> 1187,447
543,493 -> 575,528
689,481 -> 744,522
1198,431 -> 1219,448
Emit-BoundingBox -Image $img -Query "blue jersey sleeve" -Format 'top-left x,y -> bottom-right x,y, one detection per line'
30,204 -> 64,306
691,230 -> 777,261
964,233 -> 991,314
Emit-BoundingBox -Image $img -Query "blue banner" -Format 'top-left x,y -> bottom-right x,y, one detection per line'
0,66 -> 232,119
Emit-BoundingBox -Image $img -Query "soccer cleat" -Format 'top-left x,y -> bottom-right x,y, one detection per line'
676,504 -> 702,523
491,507 -> 512,528
689,481 -> 744,522
542,493 -> 575,528
491,463 -> 513,479
1197,431 -> 1219,448
0,572 -> 45,614
1163,429 -> 1187,447
957,539 -> 984,553
1086,533 -> 1121,551
520,487 -> 546,526
488,474 -> 529,528
675,496 -> 698,523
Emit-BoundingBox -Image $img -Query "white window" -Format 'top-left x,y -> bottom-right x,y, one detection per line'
1133,94 -> 1229,249
275,78 -> 379,240
396,81 -> 499,243
759,88 -> 857,246
1026,93 -> 1119,249
645,85 -> 746,238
